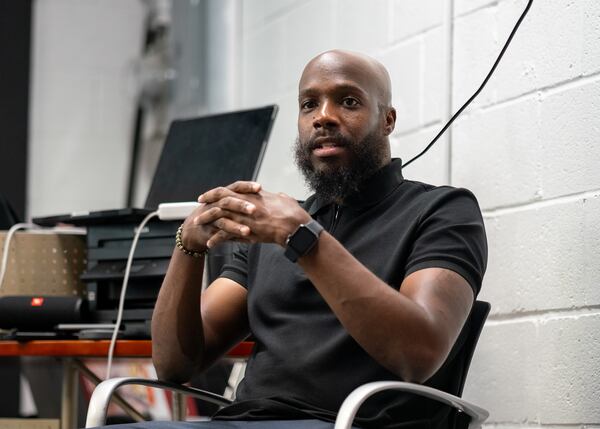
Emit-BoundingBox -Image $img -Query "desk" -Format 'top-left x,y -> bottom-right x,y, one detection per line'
0,340 -> 253,429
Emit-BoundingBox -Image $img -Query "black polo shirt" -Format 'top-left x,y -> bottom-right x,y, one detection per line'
213,159 -> 487,428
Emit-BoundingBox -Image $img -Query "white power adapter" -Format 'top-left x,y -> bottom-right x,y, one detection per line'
157,202 -> 200,220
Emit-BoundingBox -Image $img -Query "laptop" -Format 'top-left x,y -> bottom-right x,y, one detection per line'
33,105 -> 278,226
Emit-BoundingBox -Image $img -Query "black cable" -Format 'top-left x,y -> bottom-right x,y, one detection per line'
402,0 -> 533,169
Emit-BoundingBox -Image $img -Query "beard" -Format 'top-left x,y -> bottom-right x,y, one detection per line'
293,130 -> 387,202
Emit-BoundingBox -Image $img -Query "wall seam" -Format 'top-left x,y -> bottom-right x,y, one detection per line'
454,0 -> 500,20
394,120 -> 442,138
452,69 -> 600,119
482,189 -> 600,217
379,26 -> 442,55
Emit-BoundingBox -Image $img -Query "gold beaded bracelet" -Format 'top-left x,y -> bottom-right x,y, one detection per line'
175,224 -> 208,258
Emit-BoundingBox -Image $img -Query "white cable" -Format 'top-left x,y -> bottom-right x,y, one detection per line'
0,223 -> 39,292
106,210 -> 159,379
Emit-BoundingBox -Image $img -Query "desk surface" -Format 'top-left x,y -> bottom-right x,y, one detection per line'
0,340 -> 254,358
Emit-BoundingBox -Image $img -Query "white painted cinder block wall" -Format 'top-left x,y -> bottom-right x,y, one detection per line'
232,0 -> 600,425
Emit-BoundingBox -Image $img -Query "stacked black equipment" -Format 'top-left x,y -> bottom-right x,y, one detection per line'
80,220 -> 179,337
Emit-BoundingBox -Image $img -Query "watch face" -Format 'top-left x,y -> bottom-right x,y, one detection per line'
284,221 -> 322,262
291,226 -> 317,252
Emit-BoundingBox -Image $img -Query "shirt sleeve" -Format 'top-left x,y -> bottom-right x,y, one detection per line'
218,242 -> 250,289
404,187 -> 488,295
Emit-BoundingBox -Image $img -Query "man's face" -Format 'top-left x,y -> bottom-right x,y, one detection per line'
294,54 -> 391,201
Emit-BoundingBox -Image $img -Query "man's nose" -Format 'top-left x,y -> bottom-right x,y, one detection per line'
312,101 -> 339,129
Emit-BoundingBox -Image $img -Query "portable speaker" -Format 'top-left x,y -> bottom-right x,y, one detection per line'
0,295 -> 84,330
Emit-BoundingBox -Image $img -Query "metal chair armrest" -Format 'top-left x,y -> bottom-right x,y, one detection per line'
85,376 -> 232,428
334,381 -> 489,429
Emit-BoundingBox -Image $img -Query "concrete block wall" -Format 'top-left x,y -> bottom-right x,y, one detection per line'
233,0 -> 600,426
453,0 -> 600,425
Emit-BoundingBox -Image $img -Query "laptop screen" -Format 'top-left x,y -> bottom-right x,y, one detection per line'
144,105 -> 277,209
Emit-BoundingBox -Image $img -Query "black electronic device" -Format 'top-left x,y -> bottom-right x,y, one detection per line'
32,104 -> 278,227
79,219 -> 177,337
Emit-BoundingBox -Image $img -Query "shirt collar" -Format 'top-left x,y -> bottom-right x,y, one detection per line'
306,158 -> 404,215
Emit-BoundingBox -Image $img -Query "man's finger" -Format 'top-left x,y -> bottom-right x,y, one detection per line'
206,230 -> 253,248
213,217 -> 251,238
192,206 -> 225,225
193,202 -> 254,227
198,183 -> 261,204
227,181 -> 261,194
206,229 -> 243,248
198,186 -> 233,204
217,196 -> 256,215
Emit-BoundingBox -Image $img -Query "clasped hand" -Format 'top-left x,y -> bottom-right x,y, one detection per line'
180,181 -> 311,251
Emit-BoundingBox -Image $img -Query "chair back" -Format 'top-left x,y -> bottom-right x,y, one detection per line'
456,300 -> 490,397
440,300 -> 490,429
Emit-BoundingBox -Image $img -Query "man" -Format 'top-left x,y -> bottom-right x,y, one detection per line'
150,50 -> 487,428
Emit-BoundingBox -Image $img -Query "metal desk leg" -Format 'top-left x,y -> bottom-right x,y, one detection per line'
61,358 -> 78,429
172,391 -> 185,421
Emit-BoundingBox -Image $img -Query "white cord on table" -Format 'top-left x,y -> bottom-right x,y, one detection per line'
105,211 -> 158,379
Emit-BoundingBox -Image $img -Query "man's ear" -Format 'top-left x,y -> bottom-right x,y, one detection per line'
383,107 -> 396,136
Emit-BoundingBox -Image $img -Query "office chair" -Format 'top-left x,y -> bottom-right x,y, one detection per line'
85,301 -> 490,429
335,300 -> 490,429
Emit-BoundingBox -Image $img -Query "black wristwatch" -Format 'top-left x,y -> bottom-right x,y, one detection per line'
284,220 -> 324,262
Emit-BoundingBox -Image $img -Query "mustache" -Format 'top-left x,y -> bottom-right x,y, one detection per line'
306,133 -> 352,150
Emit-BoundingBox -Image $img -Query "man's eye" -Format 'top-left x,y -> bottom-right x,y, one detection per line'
342,97 -> 359,107
301,100 -> 316,110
